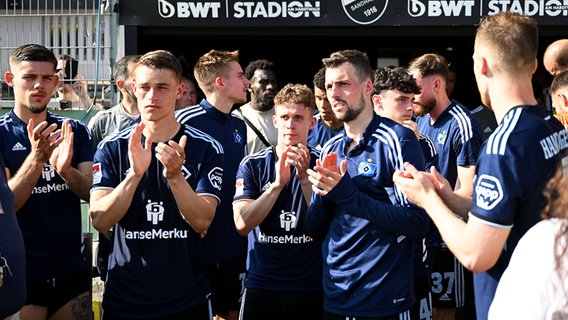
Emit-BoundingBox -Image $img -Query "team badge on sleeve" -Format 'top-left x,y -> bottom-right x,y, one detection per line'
475,174 -> 503,210
93,163 -> 102,184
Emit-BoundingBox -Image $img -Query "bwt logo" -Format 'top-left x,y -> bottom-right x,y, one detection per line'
407,0 -> 475,17
474,174 -> 503,210
159,0 -> 221,18
158,0 -> 320,19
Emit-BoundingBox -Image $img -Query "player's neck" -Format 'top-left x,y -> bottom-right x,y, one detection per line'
142,118 -> 181,143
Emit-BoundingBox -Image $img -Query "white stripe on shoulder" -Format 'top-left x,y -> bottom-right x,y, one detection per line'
320,134 -> 342,157
448,105 -> 473,143
183,125 -> 224,153
374,122 -> 405,170
175,105 -> 206,124
485,108 -> 521,156
239,147 -> 273,165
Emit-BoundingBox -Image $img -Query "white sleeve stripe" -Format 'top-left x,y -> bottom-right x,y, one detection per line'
485,108 -> 521,155
374,123 -> 409,206
449,106 -> 473,143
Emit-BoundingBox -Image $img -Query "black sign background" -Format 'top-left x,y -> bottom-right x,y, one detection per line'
119,0 -> 568,27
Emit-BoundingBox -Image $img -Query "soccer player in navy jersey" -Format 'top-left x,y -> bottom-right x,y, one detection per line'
305,49 -> 429,319
373,66 -> 438,320
0,43 -> 93,319
233,83 -> 323,319
89,50 -> 224,319
407,53 -> 482,320
393,12 -> 568,320
307,66 -> 343,151
175,49 -> 249,320
0,151 -> 26,319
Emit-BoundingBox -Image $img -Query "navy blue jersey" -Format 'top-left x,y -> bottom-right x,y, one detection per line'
92,124 -> 224,317
0,152 -> 26,318
233,147 -> 323,291
306,114 -> 429,317
469,106 -> 567,319
416,101 -> 482,248
307,115 -> 343,151
176,99 -> 248,263
0,110 -> 93,279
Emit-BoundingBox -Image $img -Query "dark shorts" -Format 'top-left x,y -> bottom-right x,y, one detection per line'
427,247 -> 474,309
102,302 -> 210,320
410,274 -> 432,320
26,267 -> 91,317
240,287 -> 323,320
207,253 -> 246,316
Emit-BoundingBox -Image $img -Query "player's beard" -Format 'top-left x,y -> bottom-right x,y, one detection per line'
338,94 -> 366,123
28,103 -> 47,114
413,96 -> 436,117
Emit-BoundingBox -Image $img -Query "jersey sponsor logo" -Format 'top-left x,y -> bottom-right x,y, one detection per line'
257,232 -> 314,244
32,181 -> 70,194
11,142 -> 26,151
208,167 -> 223,190
279,210 -> 297,231
474,174 -> 503,210
235,178 -> 244,197
358,160 -> 376,176
342,0 -> 388,25
146,200 -> 165,225
123,228 -> 189,239
42,164 -> 56,182
93,162 -> 102,184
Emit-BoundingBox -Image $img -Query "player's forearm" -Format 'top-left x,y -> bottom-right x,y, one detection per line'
233,183 -> 282,236
169,175 -> 216,233
59,166 -> 92,201
443,189 -> 473,220
90,171 -> 141,232
8,157 -> 45,211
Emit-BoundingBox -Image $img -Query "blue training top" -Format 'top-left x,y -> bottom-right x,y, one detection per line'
233,146 -> 323,291
0,110 -> 93,279
0,152 -> 26,318
469,105 -> 568,320
307,115 -> 343,151
176,99 -> 248,263
306,113 -> 429,318
416,101 -> 482,249
92,124 -> 223,318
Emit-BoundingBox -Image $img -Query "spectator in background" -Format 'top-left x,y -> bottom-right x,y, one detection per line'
233,83 -> 323,319
175,49 -> 249,320
55,54 -> 103,110
89,49 -> 224,319
1,43 -> 93,319
542,39 -> 568,114
234,59 -> 279,154
88,54 -> 141,148
550,69 -> 568,129
176,55 -> 200,110
307,66 -> 343,151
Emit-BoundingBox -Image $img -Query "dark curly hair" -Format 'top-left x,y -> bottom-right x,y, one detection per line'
372,66 -> 421,96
